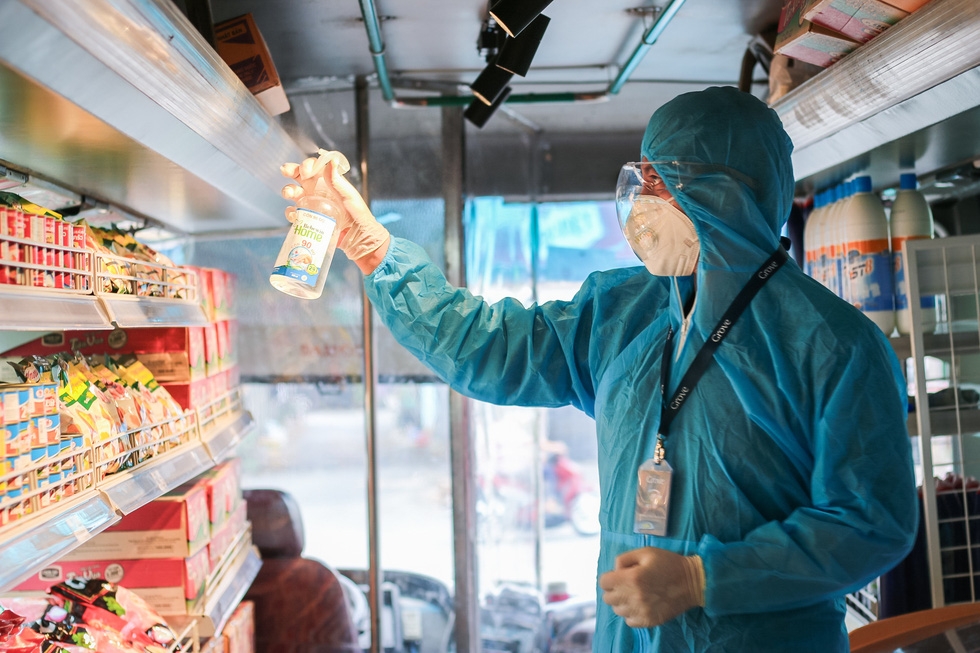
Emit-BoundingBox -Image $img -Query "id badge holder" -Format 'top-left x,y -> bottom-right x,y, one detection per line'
634,457 -> 673,536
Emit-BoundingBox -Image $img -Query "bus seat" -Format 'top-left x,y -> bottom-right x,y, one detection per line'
244,488 -> 361,652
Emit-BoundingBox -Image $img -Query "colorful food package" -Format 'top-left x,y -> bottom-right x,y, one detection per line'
85,225 -> 189,299
48,579 -> 179,652
113,356 -> 188,450
56,357 -> 130,476
0,606 -> 47,653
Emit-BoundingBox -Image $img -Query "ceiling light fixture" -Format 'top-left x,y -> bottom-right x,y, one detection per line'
464,86 -> 512,128
489,0 -> 554,38
495,14 -> 550,76
470,60 -> 514,105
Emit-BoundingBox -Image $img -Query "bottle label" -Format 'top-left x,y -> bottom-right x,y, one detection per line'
892,235 -> 936,311
844,238 -> 894,312
271,208 -> 337,288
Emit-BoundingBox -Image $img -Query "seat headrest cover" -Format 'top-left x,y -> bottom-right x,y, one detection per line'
244,488 -> 305,558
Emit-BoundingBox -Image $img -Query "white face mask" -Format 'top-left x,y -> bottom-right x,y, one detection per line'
623,196 -> 700,276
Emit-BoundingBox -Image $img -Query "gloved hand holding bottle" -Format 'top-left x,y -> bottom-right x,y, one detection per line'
599,547 -> 705,628
279,150 -> 390,276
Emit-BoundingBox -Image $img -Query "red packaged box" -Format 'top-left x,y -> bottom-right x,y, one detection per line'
162,377 -> 213,410
61,478 -> 211,561
803,0 -> 906,44
224,601 -> 255,653
775,0 -> 861,67
8,210 -> 29,240
208,500 -> 247,571
1,327 -> 207,383
204,322 -> 220,376
215,321 -> 238,372
185,266 -> 220,322
203,458 -> 242,535
13,549 -> 211,614
211,270 -> 237,321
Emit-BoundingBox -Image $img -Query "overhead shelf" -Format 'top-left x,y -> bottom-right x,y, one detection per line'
0,288 -> 211,329
98,442 -> 213,515
202,410 -> 255,464
773,0 -> 980,190
99,295 -> 210,328
0,493 -> 119,591
0,405 -> 253,594
0,0 -> 303,234
0,286 -> 110,331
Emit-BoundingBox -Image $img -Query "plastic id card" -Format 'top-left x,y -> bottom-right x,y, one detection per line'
634,458 -> 673,536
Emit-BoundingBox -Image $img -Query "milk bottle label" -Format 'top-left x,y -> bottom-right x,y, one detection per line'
270,208 -> 337,288
892,235 -> 936,311
845,238 -> 894,312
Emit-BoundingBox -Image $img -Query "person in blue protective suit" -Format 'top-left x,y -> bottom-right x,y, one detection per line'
281,86 -> 918,652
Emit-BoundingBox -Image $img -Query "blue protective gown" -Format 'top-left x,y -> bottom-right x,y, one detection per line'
364,87 -> 917,652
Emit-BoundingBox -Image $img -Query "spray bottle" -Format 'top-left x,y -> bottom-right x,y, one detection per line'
270,149 -> 351,300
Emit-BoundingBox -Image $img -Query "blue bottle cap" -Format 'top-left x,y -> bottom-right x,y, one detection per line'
855,176 -> 873,193
900,173 -> 918,190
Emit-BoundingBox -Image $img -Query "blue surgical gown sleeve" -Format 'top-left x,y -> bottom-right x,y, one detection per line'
698,324 -> 917,615
364,237 -> 602,415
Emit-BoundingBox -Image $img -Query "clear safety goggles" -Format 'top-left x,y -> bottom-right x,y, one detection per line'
615,161 -> 685,231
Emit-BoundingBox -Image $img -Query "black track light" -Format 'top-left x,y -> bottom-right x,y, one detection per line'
489,0 -> 554,38
464,86 -> 512,128
470,61 -> 514,105
495,14 -> 550,76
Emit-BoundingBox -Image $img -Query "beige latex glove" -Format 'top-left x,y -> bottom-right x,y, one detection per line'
281,149 -> 390,272
599,548 -> 705,628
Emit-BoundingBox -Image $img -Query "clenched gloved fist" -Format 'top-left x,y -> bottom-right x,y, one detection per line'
599,547 -> 705,628
280,149 -> 390,273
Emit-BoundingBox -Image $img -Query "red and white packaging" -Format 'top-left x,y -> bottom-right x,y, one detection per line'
224,601 -> 255,653
13,547 -> 211,614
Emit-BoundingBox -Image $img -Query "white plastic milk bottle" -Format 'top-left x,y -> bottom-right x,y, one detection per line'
844,175 -> 895,334
891,172 -> 935,335
270,150 -> 351,300
824,184 -> 845,299
804,191 -> 824,281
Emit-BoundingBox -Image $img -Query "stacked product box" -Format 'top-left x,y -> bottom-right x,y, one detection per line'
1,381 -> 76,527
0,206 -> 91,291
224,600 -> 255,653
177,267 -> 238,419
11,459 -> 248,617
202,459 -> 247,571
775,0 -> 933,68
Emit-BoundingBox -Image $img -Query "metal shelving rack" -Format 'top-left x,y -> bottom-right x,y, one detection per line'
0,389 -> 255,592
906,234 -> 980,609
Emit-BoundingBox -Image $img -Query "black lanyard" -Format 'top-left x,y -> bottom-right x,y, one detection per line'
655,244 -> 789,463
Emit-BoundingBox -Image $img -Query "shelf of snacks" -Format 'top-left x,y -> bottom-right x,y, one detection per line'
95,252 -> 209,328
95,414 -> 212,515
0,201 -> 108,331
2,199 -> 214,330
0,364 -> 252,594
0,577 -> 194,652
200,389 -> 254,464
